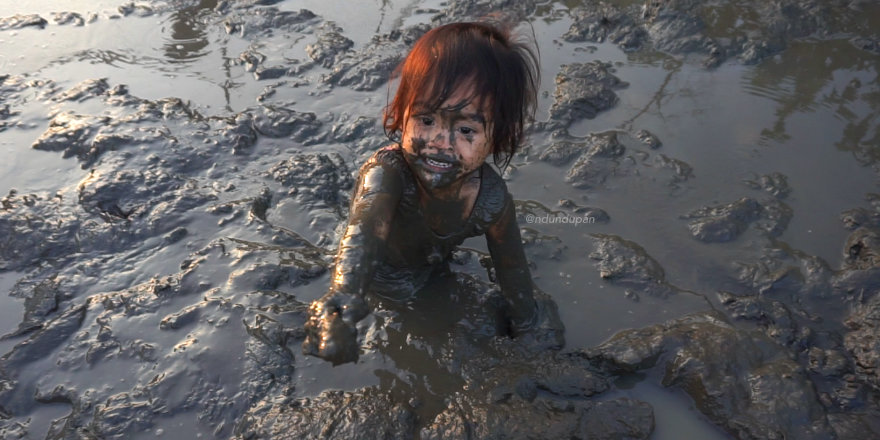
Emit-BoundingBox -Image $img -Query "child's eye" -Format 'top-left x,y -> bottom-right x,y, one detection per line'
458,126 -> 475,135
418,116 -> 434,126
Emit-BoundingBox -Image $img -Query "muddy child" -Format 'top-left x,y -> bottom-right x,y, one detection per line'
303,21 -> 564,364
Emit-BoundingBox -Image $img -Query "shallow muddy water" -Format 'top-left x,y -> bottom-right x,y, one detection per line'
1,0 -> 879,439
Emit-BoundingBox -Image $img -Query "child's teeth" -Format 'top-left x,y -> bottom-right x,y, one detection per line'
427,158 -> 451,168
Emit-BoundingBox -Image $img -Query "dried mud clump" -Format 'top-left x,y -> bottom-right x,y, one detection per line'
549,62 -> 628,127
564,131 -> 627,189
0,14 -> 48,30
589,233 -> 677,298
563,2 -> 648,51
221,7 -> 318,38
564,0 -> 877,67
266,152 -> 353,208
305,22 -> 354,69
682,197 -> 792,242
322,24 -> 431,91
844,294 -> 880,392
235,388 -> 418,440
421,394 -> 653,440
744,172 -> 792,199
0,239 -> 321,439
539,129 -> 691,192
589,311 -> 837,439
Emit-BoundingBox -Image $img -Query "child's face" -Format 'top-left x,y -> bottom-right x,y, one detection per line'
400,83 -> 492,194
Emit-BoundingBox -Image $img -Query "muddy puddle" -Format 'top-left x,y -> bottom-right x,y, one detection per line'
1,0 -> 879,438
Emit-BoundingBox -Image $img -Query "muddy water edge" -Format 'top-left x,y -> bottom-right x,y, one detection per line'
1,0 -> 879,439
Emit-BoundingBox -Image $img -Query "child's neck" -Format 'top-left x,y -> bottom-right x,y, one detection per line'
416,166 -> 481,200
417,168 -> 482,231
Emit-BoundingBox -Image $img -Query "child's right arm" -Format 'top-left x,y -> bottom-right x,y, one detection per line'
302,159 -> 403,364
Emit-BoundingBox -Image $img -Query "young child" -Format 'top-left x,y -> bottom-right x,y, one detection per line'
303,21 -> 564,364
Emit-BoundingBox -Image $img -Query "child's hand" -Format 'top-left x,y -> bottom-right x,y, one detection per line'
302,291 -> 369,365
510,290 -> 566,352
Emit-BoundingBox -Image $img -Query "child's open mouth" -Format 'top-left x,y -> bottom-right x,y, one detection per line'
425,158 -> 453,169
423,156 -> 456,171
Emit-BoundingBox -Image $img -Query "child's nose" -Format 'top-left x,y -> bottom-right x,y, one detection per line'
428,129 -> 453,151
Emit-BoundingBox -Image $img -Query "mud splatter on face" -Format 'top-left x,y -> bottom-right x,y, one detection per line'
403,136 -> 462,191
399,85 -> 492,198
410,136 -> 427,153
440,98 -> 482,145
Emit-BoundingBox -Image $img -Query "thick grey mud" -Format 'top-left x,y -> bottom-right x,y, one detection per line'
1,0 -> 879,439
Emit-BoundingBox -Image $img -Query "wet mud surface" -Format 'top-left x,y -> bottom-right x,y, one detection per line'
1,0 -> 880,438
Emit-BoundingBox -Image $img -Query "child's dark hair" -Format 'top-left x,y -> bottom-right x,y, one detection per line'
383,21 -> 539,169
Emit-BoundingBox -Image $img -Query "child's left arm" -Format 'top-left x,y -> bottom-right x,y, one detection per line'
486,198 -> 565,349
486,198 -> 538,326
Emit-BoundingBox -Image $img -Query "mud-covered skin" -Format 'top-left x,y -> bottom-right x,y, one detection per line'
299,151 -> 400,363
403,136 -> 470,194
304,143 -> 563,364
401,87 -> 491,199
305,86 -> 539,360
301,291 -> 366,365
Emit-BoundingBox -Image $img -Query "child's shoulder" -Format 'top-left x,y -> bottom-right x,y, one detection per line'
365,144 -> 406,168
356,144 -> 414,196
358,144 -> 411,179
479,163 -> 508,197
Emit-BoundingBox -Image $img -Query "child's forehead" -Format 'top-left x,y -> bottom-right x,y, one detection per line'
409,86 -> 489,113
410,97 -> 478,110
410,98 -> 487,121
411,76 -> 486,104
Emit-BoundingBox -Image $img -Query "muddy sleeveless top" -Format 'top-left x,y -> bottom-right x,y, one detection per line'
364,144 -> 510,299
